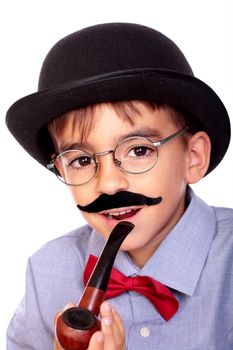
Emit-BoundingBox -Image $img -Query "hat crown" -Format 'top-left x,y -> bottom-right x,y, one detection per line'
6,22 -> 230,174
39,23 -> 193,91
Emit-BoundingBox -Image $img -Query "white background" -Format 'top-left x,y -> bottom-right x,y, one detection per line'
0,0 -> 232,348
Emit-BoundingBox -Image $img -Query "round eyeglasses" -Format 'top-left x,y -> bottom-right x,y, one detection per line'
47,127 -> 188,186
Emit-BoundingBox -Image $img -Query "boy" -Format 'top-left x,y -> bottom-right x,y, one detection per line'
6,23 -> 232,350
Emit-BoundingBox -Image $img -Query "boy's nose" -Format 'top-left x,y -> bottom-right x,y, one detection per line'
95,156 -> 129,195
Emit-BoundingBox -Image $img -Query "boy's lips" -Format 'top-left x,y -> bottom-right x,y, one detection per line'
100,206 -> 143,221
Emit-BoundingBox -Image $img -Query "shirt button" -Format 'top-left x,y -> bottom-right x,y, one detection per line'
139,327 -> 150,337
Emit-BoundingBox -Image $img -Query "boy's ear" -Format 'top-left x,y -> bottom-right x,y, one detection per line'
50,155 -> 66,181
185,131 -> 211,184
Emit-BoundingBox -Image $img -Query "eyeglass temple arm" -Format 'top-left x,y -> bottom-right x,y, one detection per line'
153,126 -> 189,147
47,161 -> 61,176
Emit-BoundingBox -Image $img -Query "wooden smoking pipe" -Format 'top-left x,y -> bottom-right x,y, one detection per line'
56,221 -> 135,350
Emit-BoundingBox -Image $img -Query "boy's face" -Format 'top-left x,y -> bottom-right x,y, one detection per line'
57,103 -> 191,266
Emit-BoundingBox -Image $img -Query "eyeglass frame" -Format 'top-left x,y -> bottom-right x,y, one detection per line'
47,126 -> 189,186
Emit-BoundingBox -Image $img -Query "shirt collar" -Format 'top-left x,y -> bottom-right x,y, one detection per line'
85,188 -> 216,296
139,187 -> 216,295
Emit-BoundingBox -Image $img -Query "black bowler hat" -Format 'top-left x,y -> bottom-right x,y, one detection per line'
6,23 -> 230,174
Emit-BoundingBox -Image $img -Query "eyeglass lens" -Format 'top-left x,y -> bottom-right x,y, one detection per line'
54,137 -> 159,185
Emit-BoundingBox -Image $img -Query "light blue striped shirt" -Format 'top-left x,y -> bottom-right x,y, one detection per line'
7,189 -> 233,349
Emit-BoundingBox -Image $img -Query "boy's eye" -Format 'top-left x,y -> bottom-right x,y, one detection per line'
69,155 -> 94,168
127,145 -> 153,158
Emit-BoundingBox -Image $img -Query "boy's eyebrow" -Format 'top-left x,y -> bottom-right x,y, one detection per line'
117,128 -> 163,142
59,140 -> 93,152
59,127 -> 163,152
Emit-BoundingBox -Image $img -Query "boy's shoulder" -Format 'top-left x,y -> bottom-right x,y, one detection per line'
211,205 -> 233,251
29,224 -> 93,266
212,205 -> 233,228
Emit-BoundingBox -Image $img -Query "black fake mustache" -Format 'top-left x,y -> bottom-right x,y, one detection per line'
77,191 -> 162,213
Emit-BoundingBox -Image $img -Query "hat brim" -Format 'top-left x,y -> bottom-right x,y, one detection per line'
6,68 -> 230,174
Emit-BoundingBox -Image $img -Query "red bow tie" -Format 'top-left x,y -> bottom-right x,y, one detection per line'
83,255 -> 179,321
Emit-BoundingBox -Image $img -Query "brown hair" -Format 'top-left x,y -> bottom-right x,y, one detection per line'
47,100 -> 198,153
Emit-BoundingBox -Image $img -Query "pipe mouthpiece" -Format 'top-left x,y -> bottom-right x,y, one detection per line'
56,221 -> 135,350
